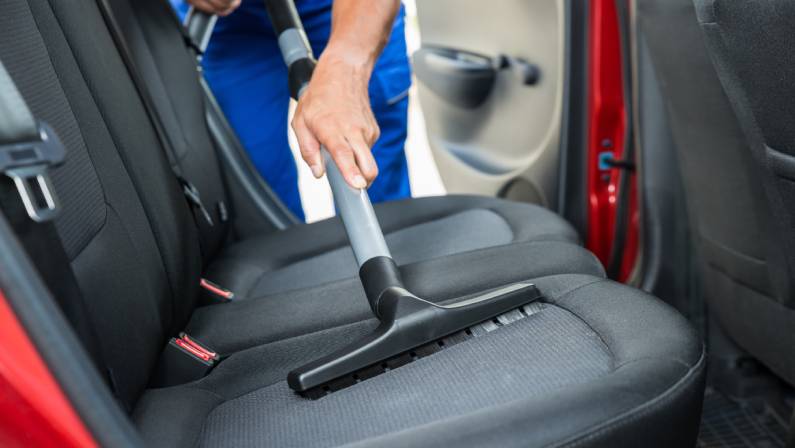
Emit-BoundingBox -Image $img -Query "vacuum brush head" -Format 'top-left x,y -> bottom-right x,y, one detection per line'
288,281 -> 543,397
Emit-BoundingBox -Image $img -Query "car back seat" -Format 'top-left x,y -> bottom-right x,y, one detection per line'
2,0 -> 601,402
100,0 -> 600,298
32,0 -> 609,357
0,0 -> 707,446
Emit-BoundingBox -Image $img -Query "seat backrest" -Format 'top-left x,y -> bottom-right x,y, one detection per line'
0,0 -> 206,407
100,0 -> 233,259
636,0 -> 795,385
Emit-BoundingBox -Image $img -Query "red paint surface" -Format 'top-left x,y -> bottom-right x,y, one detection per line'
0,289 -> 96,448
586,0 -> 640,281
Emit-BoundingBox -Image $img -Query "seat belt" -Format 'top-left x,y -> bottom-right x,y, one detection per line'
787,407 -> 794,448
179,7 -> 301,230
0,59 -> 108,379
94,0 -> 217,239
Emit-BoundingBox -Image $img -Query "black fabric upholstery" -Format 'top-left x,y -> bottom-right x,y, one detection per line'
0,1 -> 106,260
198,304 -> 611,448
637,0 -> 774,296
639,0 -> 795,385
689,0 -> 795,307
135,275 -> 706,448
0,0 -> 707,445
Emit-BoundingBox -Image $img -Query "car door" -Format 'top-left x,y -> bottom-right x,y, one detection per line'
412,0 -> 571,209
413,0 -> 641,283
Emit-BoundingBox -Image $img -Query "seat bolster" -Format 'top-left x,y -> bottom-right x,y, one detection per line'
339,277 -> 706,448
346,277 -> 706,448
544,275 -> 704,368
344,357 -> 705,448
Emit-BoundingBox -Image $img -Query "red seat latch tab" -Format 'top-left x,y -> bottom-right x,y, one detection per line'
200,278 -> 235,301
151,332 -> 220,387
174,332 -> 218,362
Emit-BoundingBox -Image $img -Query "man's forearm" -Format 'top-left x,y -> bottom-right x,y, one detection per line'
322,0 -> 401,77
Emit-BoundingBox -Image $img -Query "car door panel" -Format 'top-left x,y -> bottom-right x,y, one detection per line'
414,0 -> 566,208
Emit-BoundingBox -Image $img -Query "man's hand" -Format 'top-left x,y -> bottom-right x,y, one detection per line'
292,50 -> 380,189
291,0 -> 400,190
186,0 -> 241,16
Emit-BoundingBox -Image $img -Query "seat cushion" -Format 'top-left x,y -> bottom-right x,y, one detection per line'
187,240 -> 604,354
205,195 -> 585,299
134,274 -> 705,448
191,195 -> 603,354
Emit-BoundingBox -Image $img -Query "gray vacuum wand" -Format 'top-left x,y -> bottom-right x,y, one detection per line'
323,152 -> 393,266
263,0 -> 395,271
186,2 -> 542,395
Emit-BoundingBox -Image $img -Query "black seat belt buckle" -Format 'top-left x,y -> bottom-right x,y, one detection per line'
151,332 -> 220,388
0,122 -> 65,222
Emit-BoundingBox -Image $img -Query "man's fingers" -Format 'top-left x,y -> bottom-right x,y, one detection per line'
325,137 -> 367,189
346,133 -> 378,185
189,0 -> 223,14
293,90 -> 380,189
189,0 -> 238,15
206,0 -> 236,16
292,117 -> 324,178
227,0 -> 242,14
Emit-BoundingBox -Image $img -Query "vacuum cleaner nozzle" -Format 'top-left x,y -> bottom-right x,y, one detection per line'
288,280 -> 543,393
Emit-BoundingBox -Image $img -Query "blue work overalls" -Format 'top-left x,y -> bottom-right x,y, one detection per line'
173,0 -> 412,220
